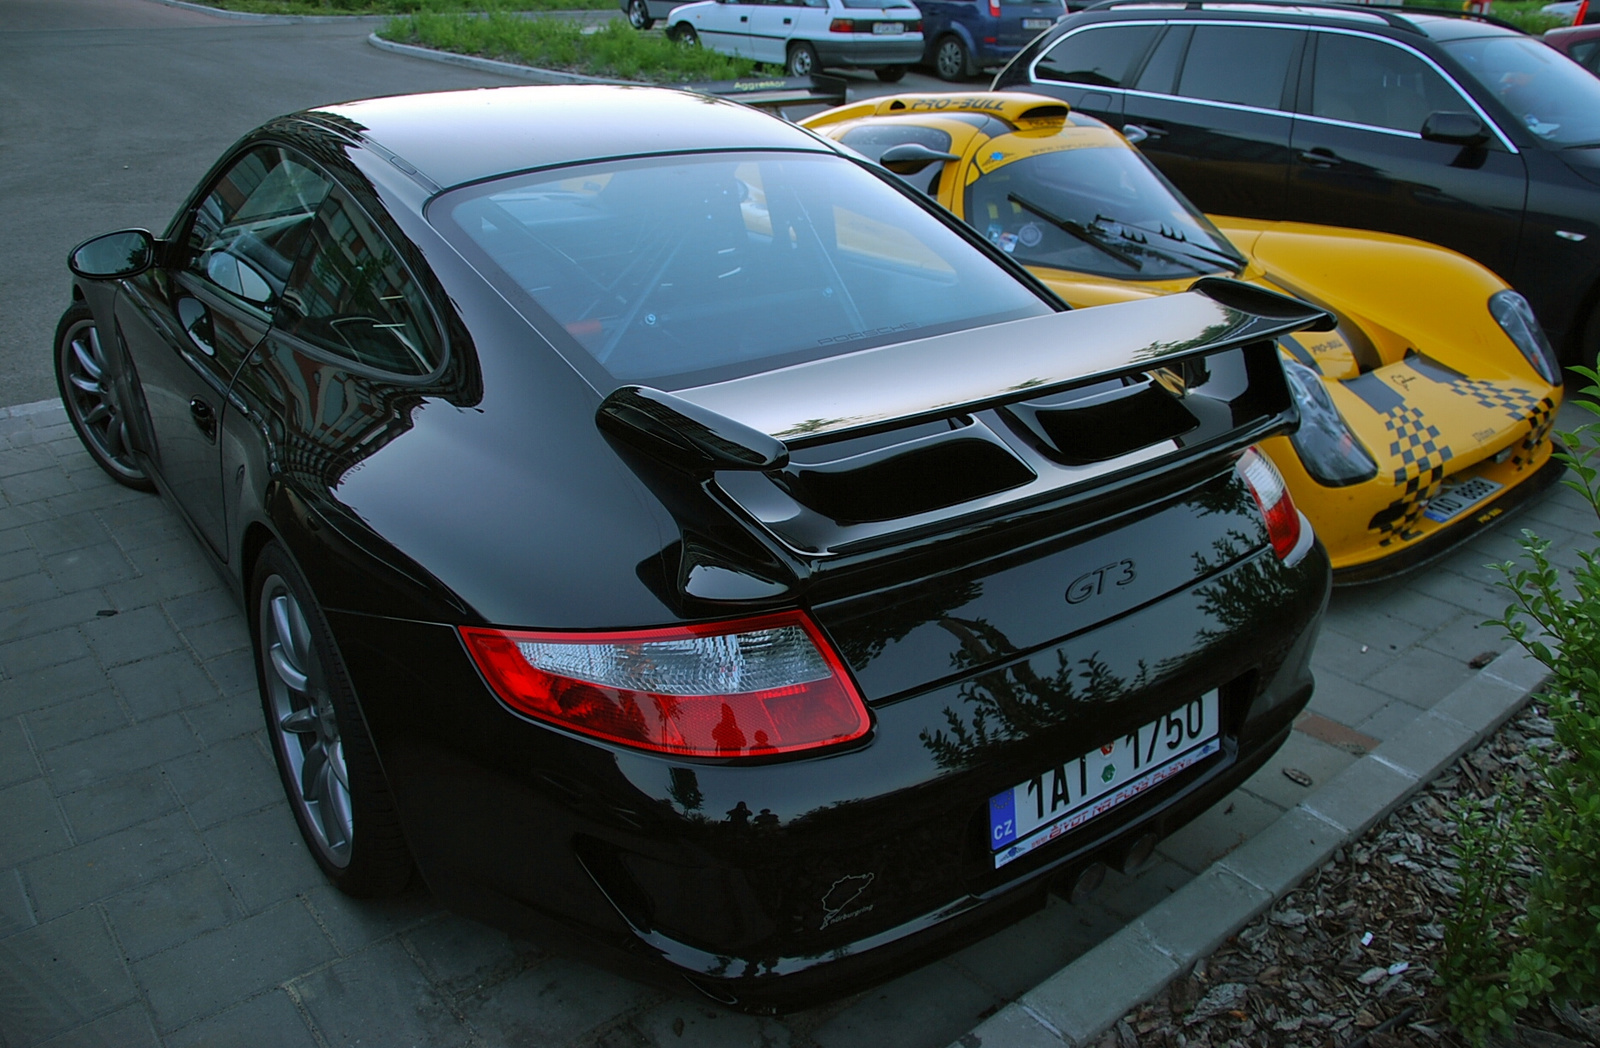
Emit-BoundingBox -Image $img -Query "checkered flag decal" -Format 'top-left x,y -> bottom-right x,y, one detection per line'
1369,405 -> 1453,545
1512,395 -> 1557,470
1450,379 -> 1542,422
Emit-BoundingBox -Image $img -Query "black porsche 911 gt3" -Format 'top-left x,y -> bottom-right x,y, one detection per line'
58,84 -> 1332,1010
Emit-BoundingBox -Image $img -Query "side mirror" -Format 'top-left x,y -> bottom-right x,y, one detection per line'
69,229 -> 157,280
878,142 -> 961,175
1421,110 -> 1488,146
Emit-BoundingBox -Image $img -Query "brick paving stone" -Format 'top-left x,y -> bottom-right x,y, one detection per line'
947,896 -> 1127,1001
456,955 -> 655,1047
301,883 -> 437,954
162,736 -> 280,829
0,592 -> 115,646
1292,711 -> 1379,754
1356,699 -> 1428,742
635,998 -> 794,1048
163,589 -> 241,631
107,512 -> 192,555
40,713 -> 200,793
202,649 -> 258,697
111,652 -> 222,720
0,715 -> 41,788
293,939 -> 476,1048
44,543 -> 139,593
202,807 -> 324,915
0,466 -> 79,505
1361,645 -> 1477,707
0,907 -> 141,1044
0,569 -> 63,615
34,1003 -> 162,1048
1156,789 -> 1284,874
0,501 -> 54,532
0,524 -> 30,556
102,863 -> 239,963
1093,860 -> 1195,924
182,695 -> 262,746
181,615 -> 250,661
0,657 -> 110,719
402,915 -> 542,996
0,444 -> 56,479
133,900 -> 338,1032
25,691 -> 129,753
81,605 -> 182,668
0,626 -> 92,676
0,546 -> 42,584
24,812 -> 208,921
1239,729 -> 1357,810
0,868 -> 38,936
164,989 -> 321,1048
25,512 -> 112,556
1307,625 -> 1402,684
56,767 -> 180,841
811,960 -> 1001,1048
1419,609 -> 1508,663
1411,563 -> 1513,615
0,778 -> 74,867
102,571 -> 218,614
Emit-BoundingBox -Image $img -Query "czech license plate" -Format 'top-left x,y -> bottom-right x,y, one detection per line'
1023,17 -> 1053,28
873,21 -> 902,33
989,690 -> 1220,868
1422,476 -> 1502,523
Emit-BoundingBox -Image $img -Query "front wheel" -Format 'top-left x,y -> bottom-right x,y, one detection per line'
252,542 -> 412,897
934,35 -> 972,81
54,302 -> 153,491
669,22 -> 698,45
875,65 -> 906,82
627,0 -> 654,30
786,40 -> 819,77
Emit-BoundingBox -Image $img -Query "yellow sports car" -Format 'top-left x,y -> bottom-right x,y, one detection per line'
801,93 -> 1565,581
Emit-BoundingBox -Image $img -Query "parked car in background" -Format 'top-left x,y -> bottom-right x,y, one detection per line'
993,0 -> 1600,369
803,92 -> 1566,580
1545,22 -> 1600,75
915,0 -> 1064,80
57,83 -> 1335,1009
660,0 -> 922,78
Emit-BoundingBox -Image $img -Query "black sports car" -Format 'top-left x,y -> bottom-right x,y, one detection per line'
58,84 -> 1332,1009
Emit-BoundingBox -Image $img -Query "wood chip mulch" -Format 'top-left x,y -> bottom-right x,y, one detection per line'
1091,701 -> 1600,1048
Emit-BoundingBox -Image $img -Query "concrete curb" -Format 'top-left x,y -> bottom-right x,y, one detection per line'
143,0 -> 384,24
952,643 -> 1549,1048
366,31 -> 633,84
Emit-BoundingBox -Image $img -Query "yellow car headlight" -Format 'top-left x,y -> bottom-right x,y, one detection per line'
1489,290 -> 1561,386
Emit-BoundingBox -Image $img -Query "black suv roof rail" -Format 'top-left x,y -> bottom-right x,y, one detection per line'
1077,0 -> 1521,35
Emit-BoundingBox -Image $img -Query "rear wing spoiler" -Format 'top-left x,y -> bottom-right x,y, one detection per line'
684,74 -> 849,112
598,279 -> 1333,473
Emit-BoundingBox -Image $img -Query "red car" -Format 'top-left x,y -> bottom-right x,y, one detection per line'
1546,22 -> 1600,76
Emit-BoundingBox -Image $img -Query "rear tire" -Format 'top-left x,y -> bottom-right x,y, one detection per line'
786,40 -> 819,76
875,65 -> 906,82
54,302 -> 154,492
670,22 -> 698,44
933,34 -> 973,81
251,541 -> 413,898
627,0 -> 654,30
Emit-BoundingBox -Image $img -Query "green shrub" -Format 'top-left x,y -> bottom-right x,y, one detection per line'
1442,367 -> 1600,1042
381,11 -> 758,81
195,0 -> 615,15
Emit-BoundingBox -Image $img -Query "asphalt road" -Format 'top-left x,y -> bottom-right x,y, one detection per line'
0,0 -> 961,408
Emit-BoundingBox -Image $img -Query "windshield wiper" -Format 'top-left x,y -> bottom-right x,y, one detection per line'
1107,217 -> 1247,274
1007,192 -> 1144,271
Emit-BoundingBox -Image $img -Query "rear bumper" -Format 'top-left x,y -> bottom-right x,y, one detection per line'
812,38 -> 924,66
331,541 -> 1328,1011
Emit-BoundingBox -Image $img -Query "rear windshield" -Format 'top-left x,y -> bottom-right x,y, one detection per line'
432,151 -> 1050,388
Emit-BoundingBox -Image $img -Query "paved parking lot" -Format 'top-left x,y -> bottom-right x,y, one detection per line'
2,394 -> 1592,1048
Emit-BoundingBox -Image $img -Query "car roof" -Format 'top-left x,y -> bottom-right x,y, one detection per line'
1071,0 -> 1527,41
303,85 -> 837,191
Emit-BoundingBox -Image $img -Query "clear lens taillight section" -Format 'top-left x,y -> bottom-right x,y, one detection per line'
460,611 -> 871,758
1237,447 -> 1302,560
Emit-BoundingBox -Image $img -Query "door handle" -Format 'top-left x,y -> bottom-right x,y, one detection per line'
189,397 -> 217,440
783,16 -> 791,22
1298,149 -> 1342,167
740,14 -> 748,20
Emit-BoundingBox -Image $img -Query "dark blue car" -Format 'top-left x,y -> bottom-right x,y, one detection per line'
918,0 -> 1064,79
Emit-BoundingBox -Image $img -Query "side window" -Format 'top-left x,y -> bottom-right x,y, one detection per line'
1310,34 -> 1463,133
278,186 -> 442,376
186,147 -> 332,307
1571,40 -> 1600,75
1177,26 -> 1301,110
1034,25 -> 1160,87
1133,24 -> 1191,94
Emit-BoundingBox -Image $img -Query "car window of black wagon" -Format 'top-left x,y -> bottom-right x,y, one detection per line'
430,152 -> 1052,389
1310,33 -> 1463,133
1177,26 -> 1301,110
1034,25 -> 1160,87
277,185 -> 442,377
185,146 -> 332,307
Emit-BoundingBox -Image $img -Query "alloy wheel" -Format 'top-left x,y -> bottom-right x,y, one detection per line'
57,315 -> 147,486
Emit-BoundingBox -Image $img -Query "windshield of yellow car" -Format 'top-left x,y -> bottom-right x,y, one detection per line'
963,139 -> 1244,280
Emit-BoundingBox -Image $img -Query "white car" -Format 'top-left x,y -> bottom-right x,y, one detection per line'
654,0 -> 923,79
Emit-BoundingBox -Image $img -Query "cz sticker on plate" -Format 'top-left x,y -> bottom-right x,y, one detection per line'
1422,476 -> 1502,524
988,690 -> 1220,868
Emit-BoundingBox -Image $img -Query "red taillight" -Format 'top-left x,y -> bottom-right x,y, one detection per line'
1237,447 -> 1302,560
909,19 -> 922,31
830,17 -> 856,31
989,0 -> 1000,17
461,611 -> 870,759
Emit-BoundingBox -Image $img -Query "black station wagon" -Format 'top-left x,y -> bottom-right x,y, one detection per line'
996,0 -> 1600,367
